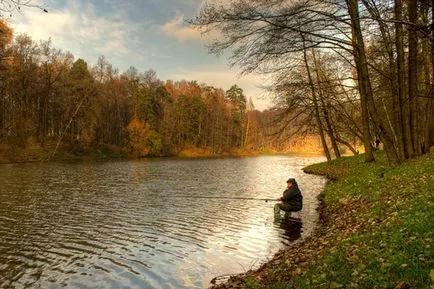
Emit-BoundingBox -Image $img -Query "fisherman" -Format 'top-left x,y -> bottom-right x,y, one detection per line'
276,178 -> 303,213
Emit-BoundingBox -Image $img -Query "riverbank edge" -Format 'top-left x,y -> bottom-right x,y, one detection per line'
0,144 -> 323,164
209,150 -> 433,289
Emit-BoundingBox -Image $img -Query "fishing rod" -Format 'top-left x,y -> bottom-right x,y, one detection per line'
165,196 -> 278,202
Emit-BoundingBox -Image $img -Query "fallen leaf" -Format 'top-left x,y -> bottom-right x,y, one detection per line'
330,281 -> 343,288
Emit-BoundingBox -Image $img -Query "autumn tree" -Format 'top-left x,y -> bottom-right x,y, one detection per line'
190,0 -> 367,160
92,55 -> 130,147
127,117 -> 150,157
123,69 -> 171,156
37,39 -> 73,142
244,98 -> 265,150
226,84 -> 246,147
0,19 -> 300,160
51,58 -> 97,155
0,19 -> 13,138
7,34 -> 40,143
191,0 -> 433,163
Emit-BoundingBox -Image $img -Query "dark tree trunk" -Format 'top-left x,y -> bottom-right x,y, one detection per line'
347,0 -> 375,162
407,0 -> 420,156
312,50 -> 341,158
394,0 -> 408,161
363,0 -> 405,161
302,44 -> 331,163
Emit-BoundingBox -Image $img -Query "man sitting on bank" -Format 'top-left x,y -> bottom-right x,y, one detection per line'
276,178 -> 303,214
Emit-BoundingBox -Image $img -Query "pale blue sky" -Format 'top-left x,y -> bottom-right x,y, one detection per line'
9,0 -> 271,110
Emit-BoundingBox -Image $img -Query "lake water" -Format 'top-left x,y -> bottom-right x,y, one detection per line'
0,155 -> 326,289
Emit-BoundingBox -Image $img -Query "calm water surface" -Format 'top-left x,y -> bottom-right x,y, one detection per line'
0,156 -> 326,288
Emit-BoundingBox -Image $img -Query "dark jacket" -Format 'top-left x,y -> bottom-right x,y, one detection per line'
282,185 -> 303,211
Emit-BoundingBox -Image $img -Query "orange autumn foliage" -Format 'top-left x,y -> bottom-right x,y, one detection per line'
0,20 -> 13,48
127,118 -> 150,156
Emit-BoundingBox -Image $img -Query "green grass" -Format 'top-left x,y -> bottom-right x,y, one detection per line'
218,150 -> 433,289
297,151 -> 433,288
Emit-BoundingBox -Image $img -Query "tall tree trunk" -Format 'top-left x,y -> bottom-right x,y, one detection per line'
302,44 -> 331,163
322,101 -> 341,158
429,0 -> 434,150
347,0 -> 375,162
407,0 -> 419,156
244,113 -> 250,147
363,0 -> 405,160
396,0 -> 415,159
420,2 -> 433,153
312,50 -> 341,158
348,0 -> 404,163
394,0 -> 408,160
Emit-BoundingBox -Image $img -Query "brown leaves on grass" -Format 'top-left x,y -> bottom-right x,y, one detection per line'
210,152 -> 433,288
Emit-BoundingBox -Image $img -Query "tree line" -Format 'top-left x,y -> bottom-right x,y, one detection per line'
1,19 -> 323,159
191,0 -> 434,164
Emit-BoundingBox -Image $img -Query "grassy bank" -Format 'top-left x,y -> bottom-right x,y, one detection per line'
212,150 -> 433,288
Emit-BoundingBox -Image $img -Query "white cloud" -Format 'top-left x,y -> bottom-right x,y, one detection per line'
6,0 -> 274,110
10,9 -> 72,44
171,66 -> 272,110
9,0 -> 143,61
160,12 -> 203,42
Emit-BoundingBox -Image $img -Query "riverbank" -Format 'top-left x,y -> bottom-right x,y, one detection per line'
211,150 -> 433,288
0,141 -> 323,164
0,141 -> 124,164
0,145 -> 257,163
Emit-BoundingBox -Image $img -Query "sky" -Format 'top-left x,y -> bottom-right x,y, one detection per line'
8,0 -> 272,110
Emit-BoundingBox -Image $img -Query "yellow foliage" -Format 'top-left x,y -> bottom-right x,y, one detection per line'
284,135 -> 324,154
127,118 -> 150,155
127,118 -> 146,134
178,146 -> 214,157
0,20 -> 13,48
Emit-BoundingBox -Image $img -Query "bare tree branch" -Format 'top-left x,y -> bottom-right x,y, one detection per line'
0,0 -> 47,18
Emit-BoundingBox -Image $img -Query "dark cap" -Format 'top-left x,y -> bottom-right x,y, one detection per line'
286,178 -> 295,184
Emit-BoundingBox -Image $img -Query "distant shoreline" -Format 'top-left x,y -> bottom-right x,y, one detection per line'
0,144 -> 324,164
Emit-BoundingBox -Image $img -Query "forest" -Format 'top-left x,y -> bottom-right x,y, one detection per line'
1,0 -> 433,164
1,19 -> 323,161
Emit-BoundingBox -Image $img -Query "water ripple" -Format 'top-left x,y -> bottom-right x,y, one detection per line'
0,156 -> 326,288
